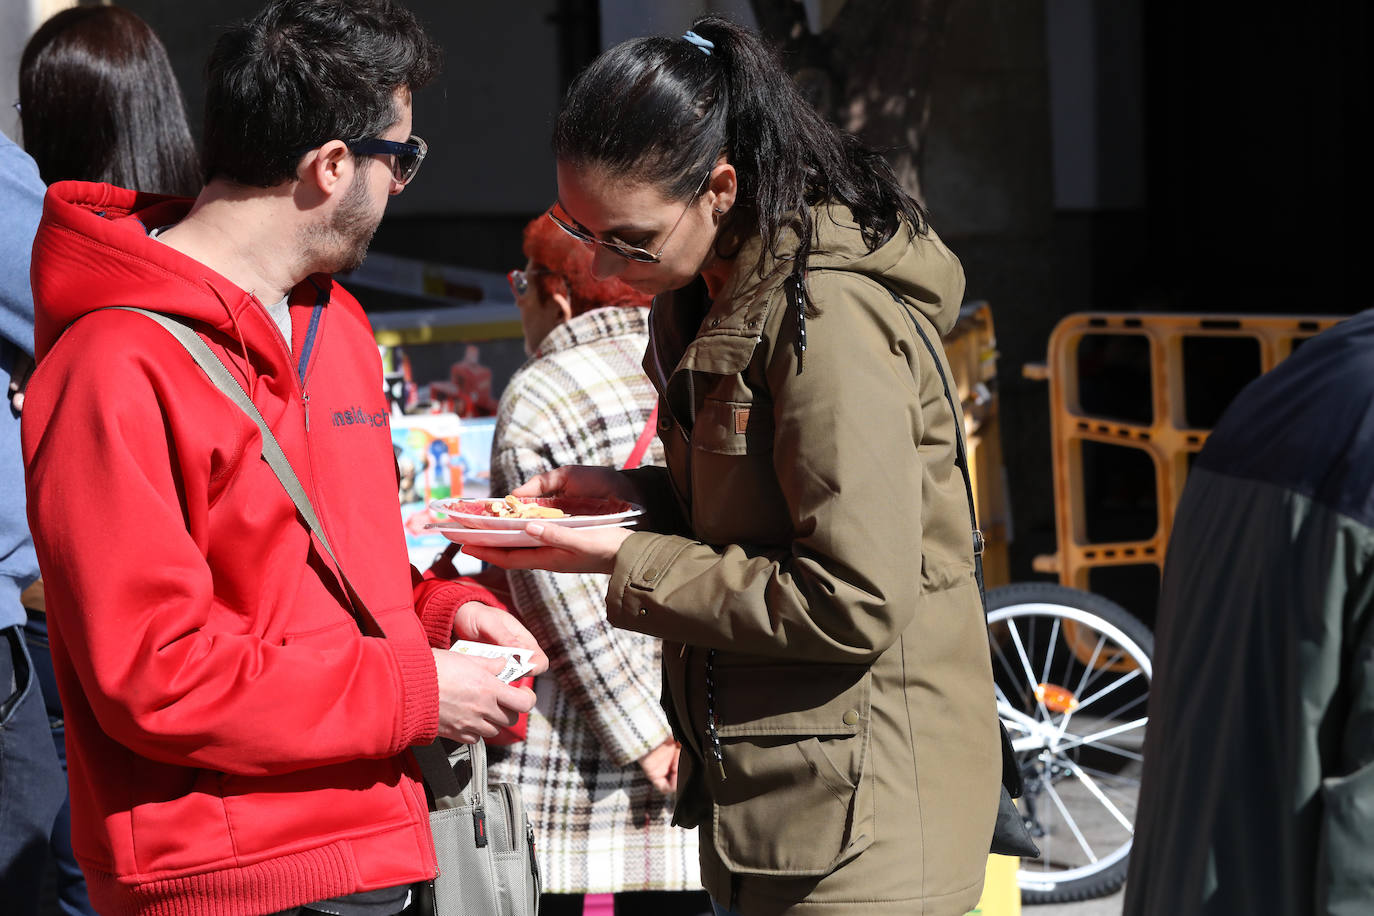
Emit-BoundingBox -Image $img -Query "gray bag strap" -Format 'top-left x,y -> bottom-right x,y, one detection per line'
106,306 -> 376,635
413,736 -> 487,811
109,307 -> 475,800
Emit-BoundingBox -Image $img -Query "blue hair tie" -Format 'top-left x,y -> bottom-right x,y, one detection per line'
683,30 -> 714,56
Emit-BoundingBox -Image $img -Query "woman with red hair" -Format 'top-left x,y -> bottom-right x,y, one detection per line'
487,215 -> 708,916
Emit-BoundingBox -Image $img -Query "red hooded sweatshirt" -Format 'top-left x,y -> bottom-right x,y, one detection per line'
22,181 -> 491,916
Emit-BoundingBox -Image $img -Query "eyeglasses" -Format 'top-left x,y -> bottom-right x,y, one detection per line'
346,134 -> 427,186
546,168 -> 713,264
507,268 -> 553,297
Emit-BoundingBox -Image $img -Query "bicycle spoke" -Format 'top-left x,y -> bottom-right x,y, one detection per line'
1097,691 -> 1148,724
1076,763 -> 1142,790
1043,777 -> 1097,864
1076,647 -> 1129,694
1073,631 -> 1108,699
1054,717 -> 1148,755
1041,615 -> 1061,687
1057,641 -> 1143,742
1070,667 -> 1143,716
1006,620 -> 1055,724
997,695 -> 1040,733
991,634 -> 1034,710
1056,631 -> 1102,740
1062,758 -> 1135,833
1070,741 -> 1144,763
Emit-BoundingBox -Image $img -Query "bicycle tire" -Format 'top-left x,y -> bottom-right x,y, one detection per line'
985,582 -> 1153,905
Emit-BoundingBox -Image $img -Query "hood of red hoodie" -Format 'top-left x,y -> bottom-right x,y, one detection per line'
31,180 -> 303,363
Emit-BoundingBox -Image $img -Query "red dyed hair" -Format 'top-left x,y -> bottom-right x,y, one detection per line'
522,213 -> 653,315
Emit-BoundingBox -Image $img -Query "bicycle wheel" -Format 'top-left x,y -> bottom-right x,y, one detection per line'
985,582 -> 1153,905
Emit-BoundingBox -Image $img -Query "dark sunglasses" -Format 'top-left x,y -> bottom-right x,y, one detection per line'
345,134 -> 427,186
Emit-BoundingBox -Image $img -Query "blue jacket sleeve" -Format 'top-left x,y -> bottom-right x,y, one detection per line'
0,133 -> 45,621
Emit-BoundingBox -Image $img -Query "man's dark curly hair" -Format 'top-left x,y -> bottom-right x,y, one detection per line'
202,0 -> 440,187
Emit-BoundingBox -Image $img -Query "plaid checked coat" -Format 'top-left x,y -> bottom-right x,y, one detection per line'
487,305 -> 700,894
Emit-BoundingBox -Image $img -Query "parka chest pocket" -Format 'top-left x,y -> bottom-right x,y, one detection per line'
708,664 -> 875,877
692,396 -> 773,456
690,397 -> 785,542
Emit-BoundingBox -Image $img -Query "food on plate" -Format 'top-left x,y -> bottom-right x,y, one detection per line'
493,495 -> 567,519
429,495 -> 639,528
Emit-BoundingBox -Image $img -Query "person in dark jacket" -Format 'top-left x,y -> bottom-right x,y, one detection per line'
1123,310 -> 1374,915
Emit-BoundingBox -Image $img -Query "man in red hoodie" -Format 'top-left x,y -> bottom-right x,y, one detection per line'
20,3 -> 547,915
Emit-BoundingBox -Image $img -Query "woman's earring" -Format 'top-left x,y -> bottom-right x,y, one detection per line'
713,206 -> 726,214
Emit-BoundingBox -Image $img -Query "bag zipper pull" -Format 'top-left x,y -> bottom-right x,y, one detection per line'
472,806 -> 488,848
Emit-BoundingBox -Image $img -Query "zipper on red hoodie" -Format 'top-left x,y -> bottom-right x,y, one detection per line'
296,284 -> 330,430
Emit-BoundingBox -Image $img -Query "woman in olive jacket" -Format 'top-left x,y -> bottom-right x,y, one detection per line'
468,16 -> 1001,916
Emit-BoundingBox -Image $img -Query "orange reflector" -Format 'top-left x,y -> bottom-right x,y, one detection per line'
1035,683 -> 1080,714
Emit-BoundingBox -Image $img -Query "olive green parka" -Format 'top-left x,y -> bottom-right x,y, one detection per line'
606,206 -> 1001,915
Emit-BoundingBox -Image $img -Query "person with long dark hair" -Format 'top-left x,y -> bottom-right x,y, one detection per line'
467,15 -> 1002,916
15,9 -> 200,915
19,4 -> 200,197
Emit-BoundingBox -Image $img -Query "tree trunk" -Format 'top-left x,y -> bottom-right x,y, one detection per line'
749,0 -> 956,203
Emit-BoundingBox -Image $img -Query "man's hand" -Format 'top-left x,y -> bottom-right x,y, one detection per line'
431,649 -> 537,744
451,601 -> 549,677
638,737 -> 681,795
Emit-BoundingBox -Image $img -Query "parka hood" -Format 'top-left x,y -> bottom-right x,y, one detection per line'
805,204 -> 965,336
29,180 -> 327,363
716,202 -> 966,337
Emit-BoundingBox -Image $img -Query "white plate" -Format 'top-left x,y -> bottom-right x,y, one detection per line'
429,497 -> 643,531
425,520 -> 637,548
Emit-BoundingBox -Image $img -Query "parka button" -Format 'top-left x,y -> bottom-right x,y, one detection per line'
638,608 -> 647,616
710,317 -> 720,327
842,710 -> 859,726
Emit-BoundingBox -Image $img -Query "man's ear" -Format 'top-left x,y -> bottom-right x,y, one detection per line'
298,140 -> 351,196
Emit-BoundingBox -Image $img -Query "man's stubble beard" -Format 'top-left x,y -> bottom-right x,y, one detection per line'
305,167 -> 384,274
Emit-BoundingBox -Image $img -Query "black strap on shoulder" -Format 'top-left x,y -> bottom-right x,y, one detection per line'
876,285 -> 1031,809
878,288 -> 988,608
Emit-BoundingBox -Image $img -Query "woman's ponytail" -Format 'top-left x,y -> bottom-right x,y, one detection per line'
554,15 -> 928,281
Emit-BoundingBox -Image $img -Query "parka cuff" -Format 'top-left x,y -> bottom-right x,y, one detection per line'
607,531 -> 695,632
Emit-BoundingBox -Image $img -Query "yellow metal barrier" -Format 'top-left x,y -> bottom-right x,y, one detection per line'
1024,312 -> 1345,595
945,302 -> 1012,588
